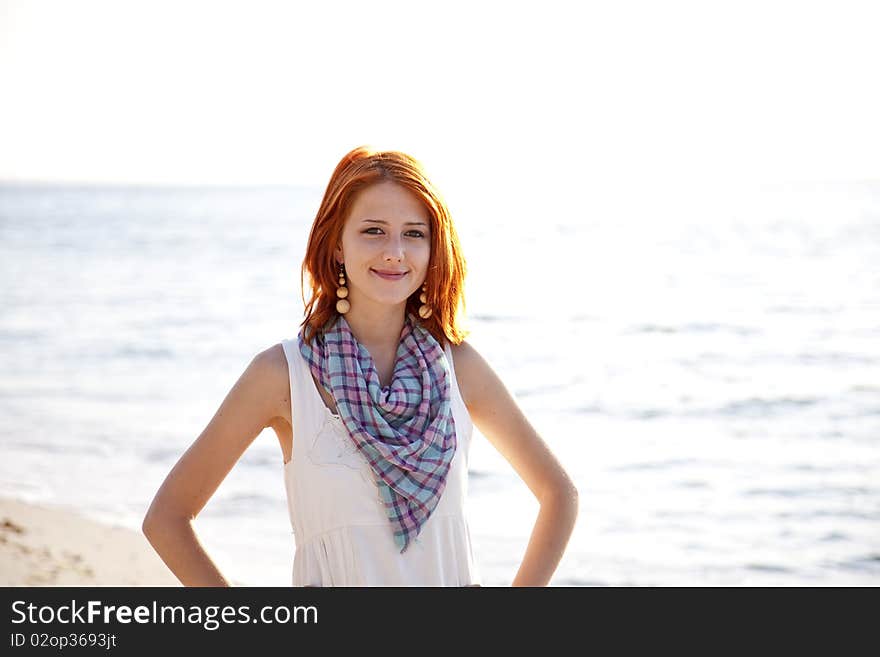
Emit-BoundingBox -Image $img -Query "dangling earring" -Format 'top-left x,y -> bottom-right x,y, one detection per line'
336,262 -> 350,314
418,281 -> 432,319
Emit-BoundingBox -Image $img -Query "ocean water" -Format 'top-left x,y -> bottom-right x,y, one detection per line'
1,180 -> 878,586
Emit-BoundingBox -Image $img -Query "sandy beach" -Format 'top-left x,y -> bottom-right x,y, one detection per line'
0,497 -> 180,587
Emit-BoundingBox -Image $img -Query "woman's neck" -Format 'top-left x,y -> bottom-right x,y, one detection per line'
342,301 -> 407,352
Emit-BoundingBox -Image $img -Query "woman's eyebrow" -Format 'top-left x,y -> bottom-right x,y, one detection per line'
361,219 -> 428,227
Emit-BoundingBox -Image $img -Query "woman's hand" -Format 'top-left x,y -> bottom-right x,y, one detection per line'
451,341 -> 580,587
142,345 -> 291,586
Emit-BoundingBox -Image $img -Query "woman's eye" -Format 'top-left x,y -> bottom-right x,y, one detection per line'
362,228 -> 426,238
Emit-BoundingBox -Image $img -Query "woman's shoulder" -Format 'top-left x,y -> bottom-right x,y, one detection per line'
250,341 -> 291,374
448,339 -> 477,363
248,342 -> 293,423
447,340 -> 490,411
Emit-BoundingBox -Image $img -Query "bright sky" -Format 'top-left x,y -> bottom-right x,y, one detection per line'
2,0 -> 880,203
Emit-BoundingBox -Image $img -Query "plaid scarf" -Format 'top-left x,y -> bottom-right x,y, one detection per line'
298,313 -> 457,553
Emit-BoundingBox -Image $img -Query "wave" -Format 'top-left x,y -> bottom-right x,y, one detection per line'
628,322 -> 759,336
833,553 -> 880,573
714,396 -> 821,417
612,458 -> 700,472
568,395 -> 833,420
744,486 -> 873,499
745,563 -> 794,573
200,492 -> 280,517
111,345 -> 175,359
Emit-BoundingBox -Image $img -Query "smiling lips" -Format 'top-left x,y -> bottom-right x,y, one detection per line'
370,268 -> 408,280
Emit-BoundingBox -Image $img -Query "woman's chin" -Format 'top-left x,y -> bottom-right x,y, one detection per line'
350,293 -> 413,310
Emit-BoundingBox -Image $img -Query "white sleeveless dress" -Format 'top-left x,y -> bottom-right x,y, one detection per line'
279,338 -> 482,586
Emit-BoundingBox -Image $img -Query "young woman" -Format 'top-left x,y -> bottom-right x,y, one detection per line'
143,146 -> 579,586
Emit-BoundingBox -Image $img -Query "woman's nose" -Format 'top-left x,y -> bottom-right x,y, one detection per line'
384,237 -> 405,261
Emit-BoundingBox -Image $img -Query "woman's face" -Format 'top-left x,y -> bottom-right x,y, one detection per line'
335,181 -> 432,311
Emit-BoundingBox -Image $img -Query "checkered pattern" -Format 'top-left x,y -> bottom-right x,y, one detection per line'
298,313 -> 457,553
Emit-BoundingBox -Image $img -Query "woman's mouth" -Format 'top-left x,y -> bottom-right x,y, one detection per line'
370,268 -> 408,281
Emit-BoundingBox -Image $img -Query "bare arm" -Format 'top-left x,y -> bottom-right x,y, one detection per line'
142,345 -> 290,586
452,341 -> 579,587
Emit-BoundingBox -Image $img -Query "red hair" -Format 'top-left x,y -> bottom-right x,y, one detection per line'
300,146 -> 468,346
